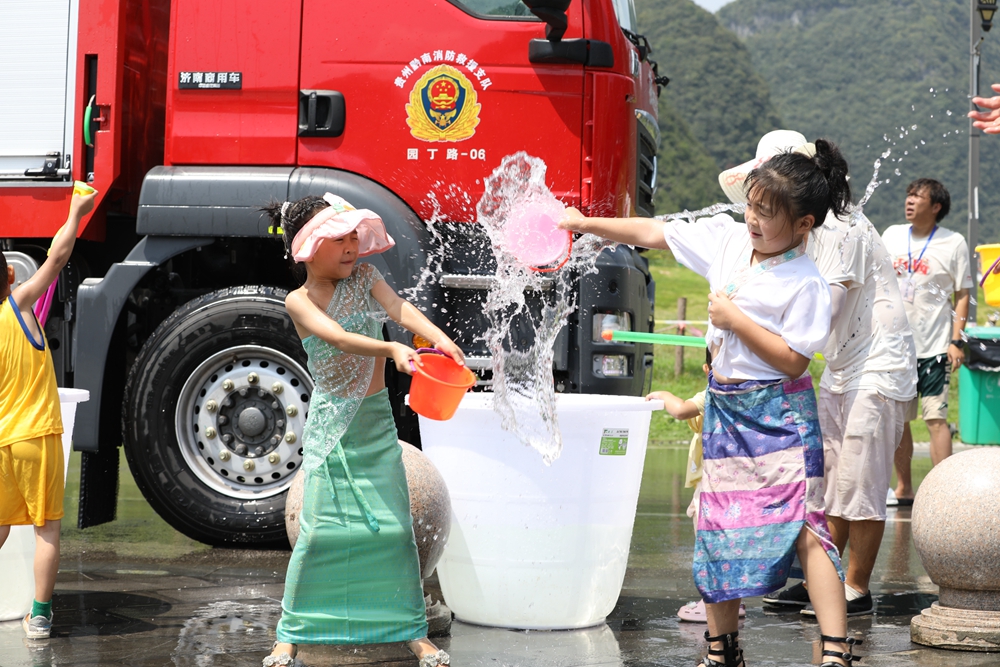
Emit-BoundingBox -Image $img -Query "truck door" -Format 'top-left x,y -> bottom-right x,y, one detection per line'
0,0 -> 77,179
165,0 -> 302,165
296,0 -> 585,224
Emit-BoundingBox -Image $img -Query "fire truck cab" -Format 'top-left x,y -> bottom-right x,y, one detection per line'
0,0 -> 661,546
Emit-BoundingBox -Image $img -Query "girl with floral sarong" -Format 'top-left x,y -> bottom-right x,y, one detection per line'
261,195 -> 462,667
560,140 -> 860,667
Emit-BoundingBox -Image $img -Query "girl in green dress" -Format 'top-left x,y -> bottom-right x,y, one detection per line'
262,194 -> 462,667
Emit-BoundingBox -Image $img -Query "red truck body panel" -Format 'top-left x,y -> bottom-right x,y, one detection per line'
1,0 -> 654,232
165,0 -> 302,166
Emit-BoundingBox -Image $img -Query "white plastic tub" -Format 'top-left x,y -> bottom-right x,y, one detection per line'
419,393 -> 661,630
0,388 -> 88,622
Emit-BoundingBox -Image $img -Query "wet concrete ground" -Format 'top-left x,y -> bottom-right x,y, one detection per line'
1,443 -> 991,666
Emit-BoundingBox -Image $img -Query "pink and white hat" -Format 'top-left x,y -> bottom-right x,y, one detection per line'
290,193 -> 395,262
718,130 -> 816,204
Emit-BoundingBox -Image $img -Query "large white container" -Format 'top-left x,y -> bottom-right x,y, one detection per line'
0,388 -> 88,622
419,393 -> 660,630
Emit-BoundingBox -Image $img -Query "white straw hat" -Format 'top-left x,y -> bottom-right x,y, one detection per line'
718,130 -> 816,204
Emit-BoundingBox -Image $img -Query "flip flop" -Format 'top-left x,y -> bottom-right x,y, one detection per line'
677,600 -> 746,623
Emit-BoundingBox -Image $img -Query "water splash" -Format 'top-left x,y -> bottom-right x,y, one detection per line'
478,152 -> 613,464
656,201 -> 745,223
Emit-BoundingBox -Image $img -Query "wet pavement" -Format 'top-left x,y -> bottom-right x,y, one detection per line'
1,444 -> 992,666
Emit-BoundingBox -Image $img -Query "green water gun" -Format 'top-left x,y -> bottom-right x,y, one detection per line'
601,330 -> 707,347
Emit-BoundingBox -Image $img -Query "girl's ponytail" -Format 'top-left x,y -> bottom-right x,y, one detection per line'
812,139 -> 851,219
261,195 -> 330,281
747,137 -> 853,229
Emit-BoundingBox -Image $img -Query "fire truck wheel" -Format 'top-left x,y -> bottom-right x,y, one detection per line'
123,285 -> 313,548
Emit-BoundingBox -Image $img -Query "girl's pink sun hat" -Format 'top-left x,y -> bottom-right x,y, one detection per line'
290,193 -> 395,262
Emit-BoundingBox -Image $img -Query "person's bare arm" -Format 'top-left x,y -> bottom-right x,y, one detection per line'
949,288 -> 971,370
970,84 -> 1000,134
12,191 -> 96,307
370,279 -> 465,364
559,207 -> 669,250
708,290 -> 811,378
285,290 -> 420,374
646,390 -> 702,420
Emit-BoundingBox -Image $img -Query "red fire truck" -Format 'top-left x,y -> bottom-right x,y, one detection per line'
1,0 -> 662,546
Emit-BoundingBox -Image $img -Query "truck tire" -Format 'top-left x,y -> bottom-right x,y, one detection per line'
123,286 -> 313,547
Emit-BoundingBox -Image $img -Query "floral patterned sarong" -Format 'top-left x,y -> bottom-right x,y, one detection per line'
693,373 -> 843,603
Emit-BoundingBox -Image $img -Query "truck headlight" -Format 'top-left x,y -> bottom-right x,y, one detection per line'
592,310 -> 632,343
593,354 -> 630,378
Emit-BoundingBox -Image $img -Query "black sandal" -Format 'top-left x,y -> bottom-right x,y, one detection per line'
820,635 -> 862,666
699,630 -> 746,667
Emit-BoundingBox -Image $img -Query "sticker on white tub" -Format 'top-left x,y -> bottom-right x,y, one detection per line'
599,428 -> 628,456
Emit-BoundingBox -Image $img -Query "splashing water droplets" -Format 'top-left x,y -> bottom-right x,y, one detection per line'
479,153 -> 613,464
657,202 -> 745,223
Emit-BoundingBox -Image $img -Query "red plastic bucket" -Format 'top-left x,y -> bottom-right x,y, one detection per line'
409,351 -> 477,421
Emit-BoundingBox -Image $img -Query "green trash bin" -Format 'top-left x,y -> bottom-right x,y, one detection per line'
958,327 -> 1000,445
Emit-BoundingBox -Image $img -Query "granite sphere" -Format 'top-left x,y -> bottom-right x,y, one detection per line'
284,440 -> 452,579
911,447 -> 1000,610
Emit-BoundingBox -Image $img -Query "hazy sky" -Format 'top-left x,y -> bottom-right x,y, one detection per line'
692,0 -> 732,11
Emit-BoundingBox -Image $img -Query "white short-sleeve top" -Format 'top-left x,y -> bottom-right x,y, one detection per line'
808,214 -> 917,401
663,214 -> 832,381
881,224 -> 973,358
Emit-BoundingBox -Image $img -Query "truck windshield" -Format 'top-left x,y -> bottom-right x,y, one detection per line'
611,0 -> 637,32
452,0 -> 533,17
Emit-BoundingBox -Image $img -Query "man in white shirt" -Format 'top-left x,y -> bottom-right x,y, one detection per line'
717,131 -> 918,617
881,179 -> 972,503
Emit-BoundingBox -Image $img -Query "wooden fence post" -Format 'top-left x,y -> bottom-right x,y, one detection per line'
675,297 -> 687,377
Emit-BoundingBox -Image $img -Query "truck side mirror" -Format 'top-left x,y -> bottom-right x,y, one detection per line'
522,0 -> 572,42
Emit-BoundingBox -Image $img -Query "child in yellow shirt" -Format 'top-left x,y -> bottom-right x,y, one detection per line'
0,189 -> 96,639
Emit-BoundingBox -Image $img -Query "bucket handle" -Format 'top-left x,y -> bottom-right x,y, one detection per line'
981,253 -> 1000,288
409,347 -> 447,373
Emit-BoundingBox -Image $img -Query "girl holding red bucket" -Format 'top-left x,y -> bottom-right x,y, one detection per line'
261,194 -> 463,667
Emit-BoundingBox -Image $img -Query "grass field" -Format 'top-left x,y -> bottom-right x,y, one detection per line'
643,247 -> 992,446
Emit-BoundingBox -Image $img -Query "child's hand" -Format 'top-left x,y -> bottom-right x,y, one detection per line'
558,207 -> 587,233
645,391 -> 676,405
434,337 -> 466,366
69,190 -> 97,220
708,290 -> 742,331
390,342 -> 422,376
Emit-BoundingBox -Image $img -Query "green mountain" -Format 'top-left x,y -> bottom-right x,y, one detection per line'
635,0 -> 785,214
717,0 -> 1000,243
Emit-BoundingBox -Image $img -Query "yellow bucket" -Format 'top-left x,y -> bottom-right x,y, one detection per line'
977,244 -> 1000,306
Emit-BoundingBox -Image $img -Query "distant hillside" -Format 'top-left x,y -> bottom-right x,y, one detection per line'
718,0 -> 1000,240
635,0 -> 784,214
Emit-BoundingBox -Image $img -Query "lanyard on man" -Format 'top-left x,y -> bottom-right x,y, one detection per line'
901,224 -> 937,302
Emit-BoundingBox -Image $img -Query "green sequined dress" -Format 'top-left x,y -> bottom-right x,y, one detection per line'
276,263 -> 428,645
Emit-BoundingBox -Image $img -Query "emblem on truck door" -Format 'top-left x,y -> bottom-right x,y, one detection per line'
406,65 -> 480,143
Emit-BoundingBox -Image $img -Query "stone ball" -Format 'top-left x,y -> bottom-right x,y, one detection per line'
284,440 -> 452,579
400,440 -> 452,578
912,448 -> 1000,605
